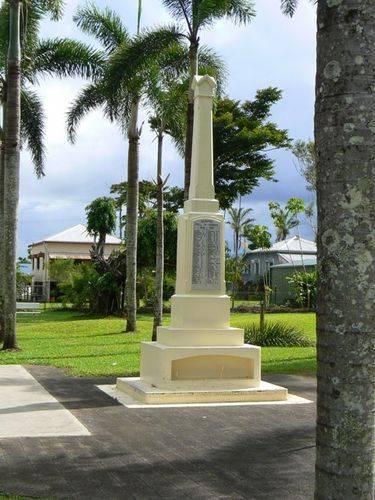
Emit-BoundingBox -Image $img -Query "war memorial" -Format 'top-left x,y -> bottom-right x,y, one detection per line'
117,75 -> 287,404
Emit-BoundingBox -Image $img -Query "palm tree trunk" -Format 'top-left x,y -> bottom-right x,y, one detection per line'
232,228 -> 239,309
125,97 -> 140,332
152,131 -> 164,341
3,0 -> 21,350
315,1 -> 375,497
184,40 -> 198,199
98,232 -> 106,258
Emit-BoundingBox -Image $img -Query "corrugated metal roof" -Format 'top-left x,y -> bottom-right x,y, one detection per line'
272,257 -> 317,269
247,235 -> 316,254
30,224 -> 122,246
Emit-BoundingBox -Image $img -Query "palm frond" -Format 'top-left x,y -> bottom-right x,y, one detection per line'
32,0 -> 65,21
67,82 -> 107,143
31,38 -> 105,82
161,0 -> 192,28
74,4 -> 129,54
67,80 -> 128,143
280,0 -> 316,16
21,87 -> 45,177
198,45 -> 226,95
196,0 -> 255,28
107,25 -> 183,95
280,0 -> 299,16
225,0 -> 256,24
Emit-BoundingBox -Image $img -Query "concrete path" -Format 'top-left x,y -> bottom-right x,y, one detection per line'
0,365 -> 90,438
0,366 -> 316,499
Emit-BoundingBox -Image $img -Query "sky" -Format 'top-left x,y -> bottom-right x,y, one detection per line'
19,0 -> 317,257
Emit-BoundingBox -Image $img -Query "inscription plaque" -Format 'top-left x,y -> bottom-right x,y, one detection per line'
192,219 -> 221,290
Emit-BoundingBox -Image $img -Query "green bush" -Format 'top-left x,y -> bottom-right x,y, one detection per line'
139,269 -> 176,308
287,271 -> 317,308
244,321 -> 314,347
59,262 -> 122,314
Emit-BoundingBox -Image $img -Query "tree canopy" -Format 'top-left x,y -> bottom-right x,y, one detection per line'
86,197 -> 117,257
292,140 -> 316,192
137,211 -> 178,270
268,197 -> 305,241
244,224 -> 272,250
213,89 -> 290,209
110,180 -> 184,216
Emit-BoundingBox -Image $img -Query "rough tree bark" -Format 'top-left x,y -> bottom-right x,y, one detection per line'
315,1 -> 375,497
0,99 -> 6,343
184,40 -> 198,199
0,154 -> 4,344
3,0 -> 21,350
152,131 -> 164,341
125,97 -> 140,332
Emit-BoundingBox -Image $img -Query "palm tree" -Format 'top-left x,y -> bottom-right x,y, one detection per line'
268,198 -> 305,242
161,0 -> 255,198
282,0 -> 374,496
244,224 -> 271,327
86,197 -> 117,259
68,5 -> 183,333
2,0 -> 22,349
0,0 -> 103,348
148,75 -> 186,341
227,206 -> 253,307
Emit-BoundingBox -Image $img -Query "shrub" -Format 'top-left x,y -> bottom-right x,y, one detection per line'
244,321 -> 314,347
287,271 -> 317,308
139,269 -> 176,307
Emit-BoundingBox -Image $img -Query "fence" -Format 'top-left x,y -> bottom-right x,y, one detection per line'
17,283 -> 48,303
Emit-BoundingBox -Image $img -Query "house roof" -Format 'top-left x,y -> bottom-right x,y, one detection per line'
247,235 -> 316,255
30,224 -> 122,246
272,257 -> 317,269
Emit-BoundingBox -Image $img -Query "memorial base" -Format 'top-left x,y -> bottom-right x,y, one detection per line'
116,377 -> 288,404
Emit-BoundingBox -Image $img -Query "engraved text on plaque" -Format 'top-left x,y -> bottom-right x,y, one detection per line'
192,219 -> 221,290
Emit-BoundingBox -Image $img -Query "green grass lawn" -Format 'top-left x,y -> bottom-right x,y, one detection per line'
0,310 -> 316,377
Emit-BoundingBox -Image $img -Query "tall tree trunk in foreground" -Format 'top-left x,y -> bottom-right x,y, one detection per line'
184,40 -> 198,199
0,144 -> 4,344
0,98 -> 6,343
125,97 -> 140,332
3,0 -> 21,350
152,131 -> 164,341
315,1 -> 375,497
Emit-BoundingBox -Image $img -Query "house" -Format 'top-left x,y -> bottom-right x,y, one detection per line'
243,235 -> 317,284
270,257 -> 317,305
28,224 -> 122,301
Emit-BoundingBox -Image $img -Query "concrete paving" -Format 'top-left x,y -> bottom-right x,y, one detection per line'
0,365 -> 316,499
0,365 -> 90,438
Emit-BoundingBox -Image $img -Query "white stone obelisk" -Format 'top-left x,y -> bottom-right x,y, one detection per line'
117,75 -> 287,403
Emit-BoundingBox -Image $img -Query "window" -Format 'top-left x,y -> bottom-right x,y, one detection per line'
255,262 -> 260,276
37,257 -> 40,270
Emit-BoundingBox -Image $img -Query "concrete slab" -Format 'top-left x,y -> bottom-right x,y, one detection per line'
0,365 -> 90,438
98,383 -> 313,408
0,366 -> 317,499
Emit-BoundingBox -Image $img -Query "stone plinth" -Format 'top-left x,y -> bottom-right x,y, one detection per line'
117,75 -> 287,404
116,378 -> 287,404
